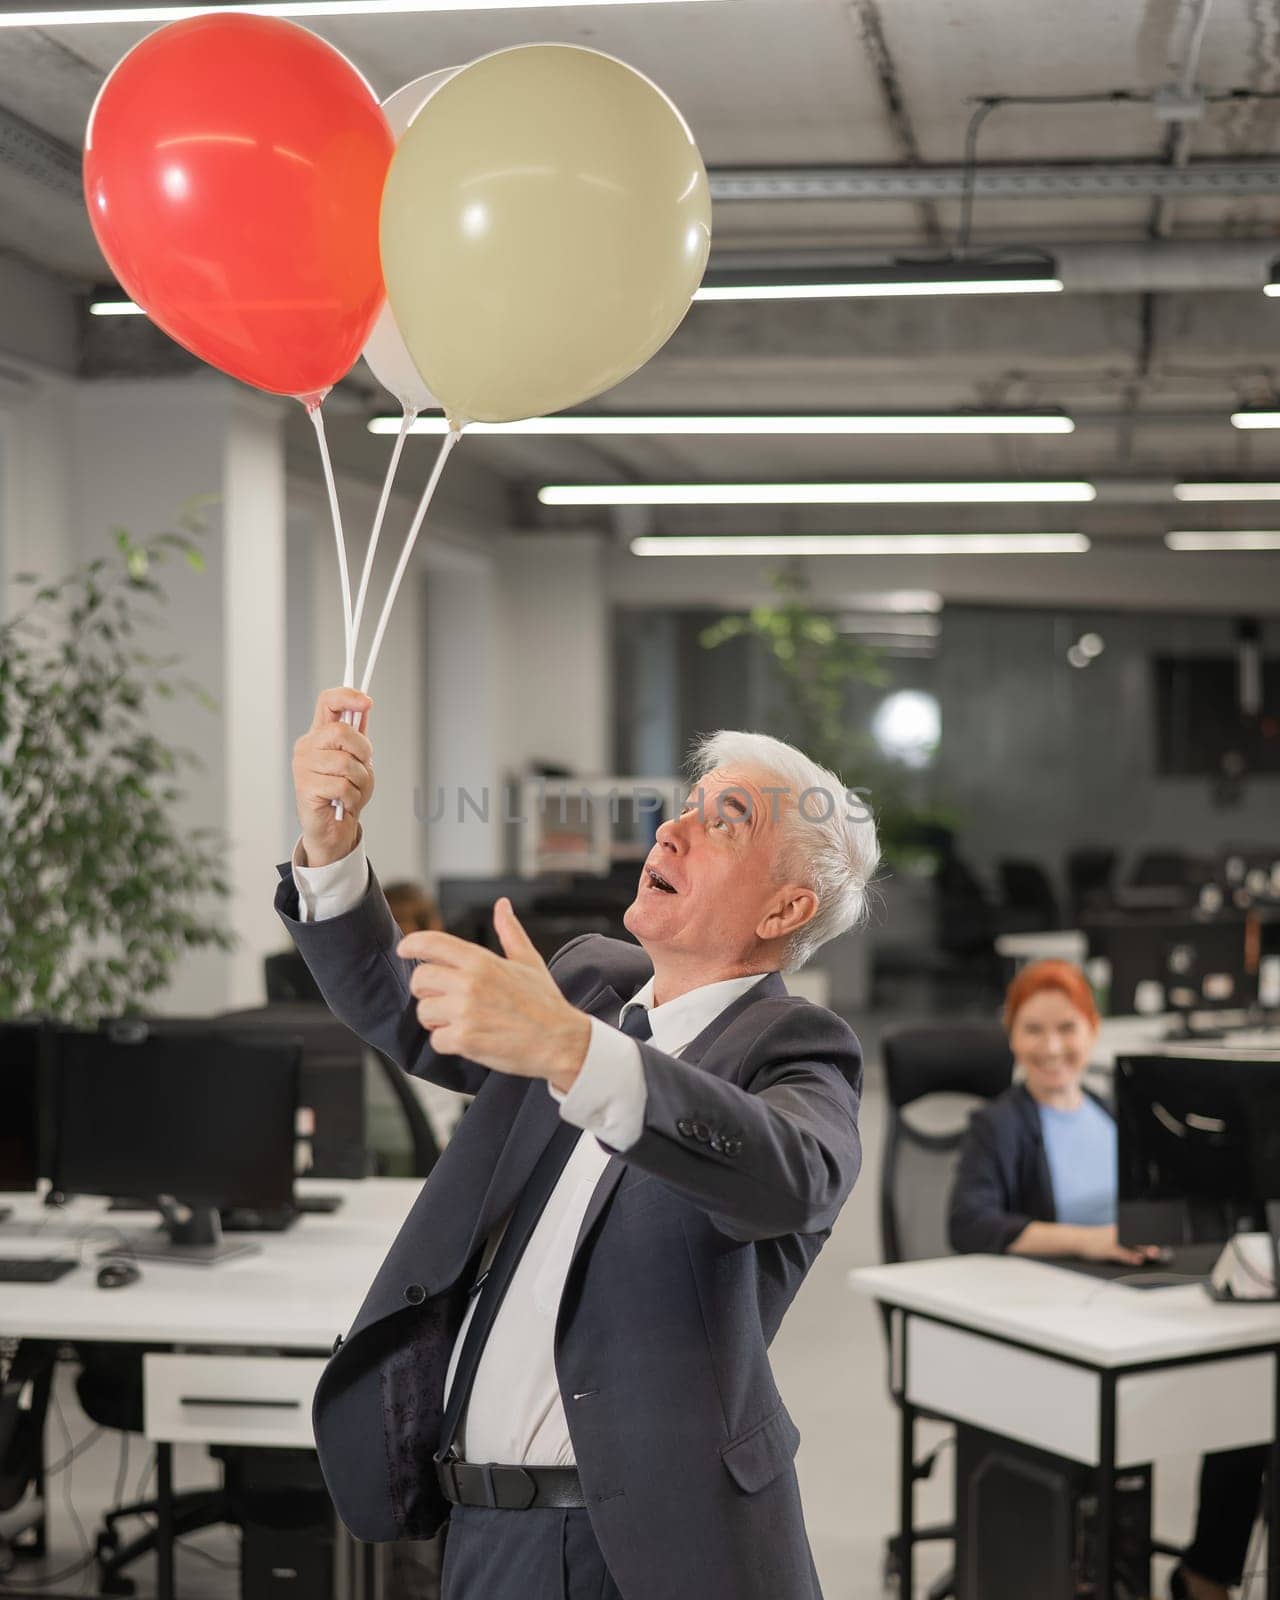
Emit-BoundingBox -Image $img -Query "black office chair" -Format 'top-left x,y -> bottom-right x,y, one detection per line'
879,1023 -> 1015,1599
263,948 -> 325,1004
1065,847 -> 1117,923
222,1003 -> 441,1181
1128,849 -> 1215,893
997,859 -> 1059,933
0,1340 -> 56,1575
77,1345 -> 241,1595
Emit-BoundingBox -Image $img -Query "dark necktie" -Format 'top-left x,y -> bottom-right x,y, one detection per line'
436,998 -> 652,1463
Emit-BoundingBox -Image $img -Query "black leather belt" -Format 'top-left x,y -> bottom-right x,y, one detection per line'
436,1457 -> 586,1510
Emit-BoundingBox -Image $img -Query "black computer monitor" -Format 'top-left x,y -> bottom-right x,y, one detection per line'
1085,913 -> 1256,1023
0,1021 -> 43,1193
50,1024 -> 300,1264
1115,1051 -> 1280,1249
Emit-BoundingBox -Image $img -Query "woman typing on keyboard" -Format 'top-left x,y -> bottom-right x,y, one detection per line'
948,960 -> 1263,1600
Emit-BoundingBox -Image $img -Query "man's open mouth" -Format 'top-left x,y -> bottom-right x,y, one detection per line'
645,867 -> 678,894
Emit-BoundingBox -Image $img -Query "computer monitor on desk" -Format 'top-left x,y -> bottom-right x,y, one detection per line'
49,1024 -> 300,1264
1115,1051 -> 1280,1252
1085,913 -> 1257,1029
0,1022 -> 44,1195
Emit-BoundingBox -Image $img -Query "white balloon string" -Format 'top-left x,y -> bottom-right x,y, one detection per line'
332,407 -> 416,819
359,424 -> 463,696
308,404 -> 354,683
309,402 -> 357,820
350,405 -> 416,678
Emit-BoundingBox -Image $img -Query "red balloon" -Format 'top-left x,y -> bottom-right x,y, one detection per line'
84,14 -> 393,408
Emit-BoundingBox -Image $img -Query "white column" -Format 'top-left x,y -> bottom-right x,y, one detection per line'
497,531 -> 610,775
68,375 -> 291,1016
222,391 -> 288,1008
424,542 -> 502,880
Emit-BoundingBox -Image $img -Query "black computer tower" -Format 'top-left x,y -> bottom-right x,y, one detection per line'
234,1448 -> 336,1600
955,1425 -> 1151,1600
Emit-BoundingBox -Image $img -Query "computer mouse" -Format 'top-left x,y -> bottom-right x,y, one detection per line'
96,1259 -> 141,1289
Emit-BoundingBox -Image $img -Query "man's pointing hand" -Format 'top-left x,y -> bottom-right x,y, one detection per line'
397,898 -> 591,1091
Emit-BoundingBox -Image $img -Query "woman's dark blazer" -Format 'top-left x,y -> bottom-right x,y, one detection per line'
947,1082 -> 1114,1255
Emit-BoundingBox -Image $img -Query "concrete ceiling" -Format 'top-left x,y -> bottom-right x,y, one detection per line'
3,0 -> 1280,608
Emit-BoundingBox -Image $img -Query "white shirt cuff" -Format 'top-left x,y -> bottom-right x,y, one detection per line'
291,834 -> 370,924
549,1017 -> 647,1151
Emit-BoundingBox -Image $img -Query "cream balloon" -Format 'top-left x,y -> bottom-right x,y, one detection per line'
379,44 -> 712,425
360,67 -> 460,412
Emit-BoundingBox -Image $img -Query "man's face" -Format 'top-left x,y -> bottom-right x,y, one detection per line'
623,767 -> 798,967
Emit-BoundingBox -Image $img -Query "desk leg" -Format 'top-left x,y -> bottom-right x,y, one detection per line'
1097,1373 -> 1116,1600
1269,1352 -> 1280,1600
156,1443 -> 175,1600
899,1398 -> 916,1598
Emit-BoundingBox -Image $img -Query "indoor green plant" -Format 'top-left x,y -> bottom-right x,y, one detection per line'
0,516 -> 235,1024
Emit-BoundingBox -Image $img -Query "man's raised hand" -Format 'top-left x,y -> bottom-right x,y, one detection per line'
293,688 -> 375,868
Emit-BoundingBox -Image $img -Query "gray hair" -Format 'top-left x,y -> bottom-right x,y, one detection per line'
687,729 -> 881,972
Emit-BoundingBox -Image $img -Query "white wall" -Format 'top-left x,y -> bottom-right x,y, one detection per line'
497,531 -> 610,774
423,542 -> 503,881
0,359 -> 77,622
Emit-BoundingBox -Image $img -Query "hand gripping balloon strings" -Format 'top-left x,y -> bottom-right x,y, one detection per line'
330,420 -> 465,820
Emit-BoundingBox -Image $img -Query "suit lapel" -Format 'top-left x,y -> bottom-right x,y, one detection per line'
465,982 -> 624,1259
569,970 -> 786,1260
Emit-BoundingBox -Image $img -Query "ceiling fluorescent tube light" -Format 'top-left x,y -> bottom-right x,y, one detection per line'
372,413 -> 1075,437
1174,483 -> 1280,500
90,299 -> 144,315
1166,531 -> 1280,550
0,1 -> 722,21
629,534 -> 1092,557
540,482 -> 1096,507
1229,412 -> 1280,429
695,263 -> 1062,302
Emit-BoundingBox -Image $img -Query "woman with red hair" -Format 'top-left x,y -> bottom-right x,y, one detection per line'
949,959 -> 1156,1263
949,959 -> 1262,1600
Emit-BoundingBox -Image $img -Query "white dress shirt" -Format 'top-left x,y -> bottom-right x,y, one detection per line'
292,838 -> 767,1465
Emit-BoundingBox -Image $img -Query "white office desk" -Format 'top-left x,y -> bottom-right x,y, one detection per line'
0,1178 -> 415,1347
0,1178 -> 419,1599
1091,1014 -> 1280,1071
994,930 -> 1088,966
851,1255 -> 1280,1600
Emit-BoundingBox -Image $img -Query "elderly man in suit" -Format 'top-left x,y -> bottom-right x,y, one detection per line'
277,686 -> 879,1600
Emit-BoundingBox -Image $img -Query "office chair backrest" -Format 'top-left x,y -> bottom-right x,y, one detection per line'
880,1023 -> 1014,1265
998,859 -> 1059,925
263,949 -> 325,1004
1065,847 -> 1118,921
1128,849 -> 1214,891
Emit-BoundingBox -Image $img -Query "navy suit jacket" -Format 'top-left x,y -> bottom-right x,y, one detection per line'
274,859 -> 863,1600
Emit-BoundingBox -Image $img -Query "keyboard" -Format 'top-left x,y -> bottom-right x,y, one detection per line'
1043,1241 -> 1224,1289
0,1256 -> 78,1283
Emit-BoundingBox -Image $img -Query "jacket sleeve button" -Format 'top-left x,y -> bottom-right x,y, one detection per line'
691,1121 -> 711,1144
677,1118 -> 695,1138
404,1283 -> 427,1305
